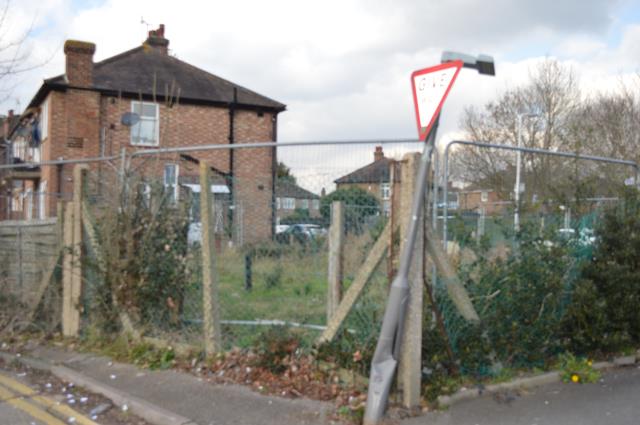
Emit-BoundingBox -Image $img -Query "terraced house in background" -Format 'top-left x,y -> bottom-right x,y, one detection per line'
0,25 -> 285,243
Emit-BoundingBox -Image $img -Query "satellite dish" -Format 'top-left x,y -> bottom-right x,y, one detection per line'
121,112 -> 140,127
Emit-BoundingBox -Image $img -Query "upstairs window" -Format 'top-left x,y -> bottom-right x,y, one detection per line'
131,101 -> 159,146
381,183 -> 391,200
301,199 -> 309,209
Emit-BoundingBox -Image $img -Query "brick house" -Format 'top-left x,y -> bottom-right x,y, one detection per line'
334,146 -> 400,216
0,25 -> 285,243
457,187 -> 506,215
274,180 -> 320,224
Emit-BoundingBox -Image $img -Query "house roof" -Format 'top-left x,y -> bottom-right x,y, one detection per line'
334,157 -> 396,184
275,180 -> 319,199
29,45 -> 286,112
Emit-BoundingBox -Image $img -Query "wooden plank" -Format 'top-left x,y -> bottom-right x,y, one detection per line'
425,226 -> 479,322
327,201 -> 345,322
200,161 -> 222,355
398,153 -> 424,409
317,220 -> 394,344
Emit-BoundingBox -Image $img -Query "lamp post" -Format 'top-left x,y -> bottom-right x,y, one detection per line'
514,111 -> 538,231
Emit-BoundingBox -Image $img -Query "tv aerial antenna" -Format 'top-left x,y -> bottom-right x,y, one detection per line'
140,17 -> 153,33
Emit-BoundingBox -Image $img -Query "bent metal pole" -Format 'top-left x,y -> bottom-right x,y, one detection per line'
363,118 -> 438,425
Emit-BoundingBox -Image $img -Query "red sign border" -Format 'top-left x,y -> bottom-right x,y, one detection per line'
411,60 -> 463,141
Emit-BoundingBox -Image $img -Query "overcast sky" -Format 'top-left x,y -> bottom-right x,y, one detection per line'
2,0 -> 639,192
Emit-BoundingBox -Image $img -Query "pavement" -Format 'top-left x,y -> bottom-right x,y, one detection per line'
9,345 -> 335,425
3,345 -> 640,425
404,366 -> 640,425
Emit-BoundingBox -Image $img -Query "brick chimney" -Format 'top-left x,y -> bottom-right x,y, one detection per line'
2,110 -> 12,139
64,40 -> 96,88
373,146 -> 384,162
144,24 -> 169,55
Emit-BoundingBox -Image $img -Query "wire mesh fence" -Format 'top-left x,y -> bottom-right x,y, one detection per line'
422,150 -> 640,387
72,141 -> 418,354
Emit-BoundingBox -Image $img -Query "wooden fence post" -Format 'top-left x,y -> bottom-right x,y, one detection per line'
397,153 -> 424,409
327,201 -> 345,322
62,164 -> 87,337
200,161 -> 222,356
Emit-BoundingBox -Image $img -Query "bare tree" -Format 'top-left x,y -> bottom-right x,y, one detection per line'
453,59 -> 581,201
0,0 -> 43,103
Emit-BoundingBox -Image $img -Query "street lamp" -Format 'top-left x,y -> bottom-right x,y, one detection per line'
441,51 -> 496,76
514,111 -> 539,231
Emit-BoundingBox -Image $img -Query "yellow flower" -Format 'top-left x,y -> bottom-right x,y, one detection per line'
571,374 -> 580,383
587,360 -> 593,367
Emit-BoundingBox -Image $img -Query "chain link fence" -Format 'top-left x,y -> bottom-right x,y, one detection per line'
423,150 -> 639,385
71,141 -> 418,355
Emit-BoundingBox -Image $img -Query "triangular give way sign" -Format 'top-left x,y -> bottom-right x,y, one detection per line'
411,60 -> 463,141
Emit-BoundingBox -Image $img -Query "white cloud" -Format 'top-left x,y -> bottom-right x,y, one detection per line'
1,0 -> 638,193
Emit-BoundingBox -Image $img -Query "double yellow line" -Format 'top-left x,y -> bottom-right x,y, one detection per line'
0,372 -> 99,425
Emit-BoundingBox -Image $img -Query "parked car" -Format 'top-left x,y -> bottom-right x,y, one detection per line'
275,224 -> 326,244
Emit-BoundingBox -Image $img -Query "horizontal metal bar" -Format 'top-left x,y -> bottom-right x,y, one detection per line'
0,138 -> 421,171
130,137 -> 421,157
446,140 -> 638,168
0,155 -> 119,170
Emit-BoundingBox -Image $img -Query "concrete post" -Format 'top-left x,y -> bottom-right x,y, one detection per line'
200,161 -> 222,355
397,153 -> 424,409
327,201 -> 345,322
63,165 -> 87,337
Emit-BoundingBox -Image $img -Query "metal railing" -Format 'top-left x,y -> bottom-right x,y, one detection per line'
440,140 -> 640,248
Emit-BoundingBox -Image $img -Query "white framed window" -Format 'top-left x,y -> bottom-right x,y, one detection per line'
40,98 -> 49,141
276,197 -> 281,210
481,191 -> 488,203
131,101 -> 160,146
381,183 -> 391,200
301,199 -> 309,209
312,199 -> 319,210
38,180 -> 47,219
164,164 -> 179,203
282,197 -> 295,209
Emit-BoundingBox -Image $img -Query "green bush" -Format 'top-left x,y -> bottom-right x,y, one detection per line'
320,187 -> 380,234
565,189 -> 640,353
